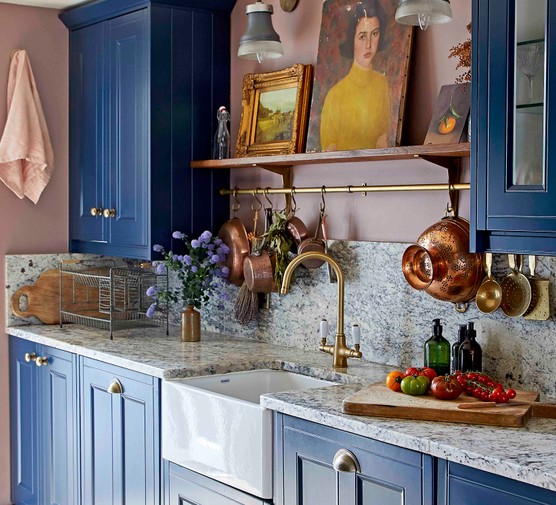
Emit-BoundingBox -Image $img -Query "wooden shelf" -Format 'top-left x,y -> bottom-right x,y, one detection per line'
190,142 -> 470,172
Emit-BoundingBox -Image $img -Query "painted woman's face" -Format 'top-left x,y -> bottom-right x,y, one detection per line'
353,16 -> 380,70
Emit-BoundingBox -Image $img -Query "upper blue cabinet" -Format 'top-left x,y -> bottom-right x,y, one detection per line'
471,0 -> 556,254
61,0 -> 233,259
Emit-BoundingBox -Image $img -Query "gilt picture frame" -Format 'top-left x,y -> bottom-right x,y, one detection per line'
236,64 -> 313,157
305,0 -> 413,153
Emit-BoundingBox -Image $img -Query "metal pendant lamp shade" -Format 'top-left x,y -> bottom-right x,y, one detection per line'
395,0 -> 453,30
238,0 -> 284,62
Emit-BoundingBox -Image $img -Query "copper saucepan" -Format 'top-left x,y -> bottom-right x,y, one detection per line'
243,251 -> 277,293
218,218 -> 250,287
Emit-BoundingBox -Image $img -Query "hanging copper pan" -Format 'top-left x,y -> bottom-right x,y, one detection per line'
218,218 -> 250,286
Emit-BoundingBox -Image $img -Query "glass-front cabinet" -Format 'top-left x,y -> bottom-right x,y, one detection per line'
471,0 -> 556,254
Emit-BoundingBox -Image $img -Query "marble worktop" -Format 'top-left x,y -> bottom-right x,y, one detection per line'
7,324 -> 556,493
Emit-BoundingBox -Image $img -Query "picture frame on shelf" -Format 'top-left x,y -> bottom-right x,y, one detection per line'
236,63 -> 313,157
305,0 -> 413,153
424,83 -> 471,145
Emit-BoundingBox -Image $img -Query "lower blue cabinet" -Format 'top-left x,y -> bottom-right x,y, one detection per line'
9,336 -> 78,505
80,357 -> 160,505
163,461 -> 269,505
275,414 -> 434,505
439,460 -> 556,505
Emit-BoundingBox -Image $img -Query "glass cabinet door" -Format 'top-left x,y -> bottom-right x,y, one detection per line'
513,0 -> 545,187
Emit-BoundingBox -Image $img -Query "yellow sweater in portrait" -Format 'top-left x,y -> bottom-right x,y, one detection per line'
320,64 -> 390,151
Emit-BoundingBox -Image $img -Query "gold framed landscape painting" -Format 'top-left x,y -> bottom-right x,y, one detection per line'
236,64 -> 313,157
305,0 -> 413,152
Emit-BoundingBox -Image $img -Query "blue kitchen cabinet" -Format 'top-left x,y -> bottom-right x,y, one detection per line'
164,461 -> 269,505
438,460 -> 556,505
80,357 -> 160,505
9,336 -> 78,505
275,414 -> 434,505
471,0 -> 556,254
61,0 -> 233,260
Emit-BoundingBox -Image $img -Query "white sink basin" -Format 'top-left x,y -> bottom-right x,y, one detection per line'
162,369 -> 334,499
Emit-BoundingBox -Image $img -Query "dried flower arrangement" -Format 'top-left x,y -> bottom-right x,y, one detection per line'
449,23 -> 471,84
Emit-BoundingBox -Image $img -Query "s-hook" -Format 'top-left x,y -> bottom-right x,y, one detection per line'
231,187 -> 241,215
320,186 -> 327,214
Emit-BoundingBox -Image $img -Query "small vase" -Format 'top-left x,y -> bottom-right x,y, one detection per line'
181,305 -> 201,342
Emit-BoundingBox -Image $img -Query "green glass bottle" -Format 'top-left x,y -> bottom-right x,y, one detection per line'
424,319 -> 451,376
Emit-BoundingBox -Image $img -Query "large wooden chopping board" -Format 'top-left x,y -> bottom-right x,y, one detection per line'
343,384 -> 540,427
11,269 -> 98,324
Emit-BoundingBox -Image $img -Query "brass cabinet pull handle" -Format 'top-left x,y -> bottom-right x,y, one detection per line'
24,352 -> 37,363
103,208 -> 116,218
332,449 -> 360,473
35,356 -> 49,367
107,379 -> 123,394
90,207 -> 103,217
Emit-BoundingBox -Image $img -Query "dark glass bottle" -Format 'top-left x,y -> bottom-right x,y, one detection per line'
212,106 -> 231,160
451,324 -> 467,373
458,322 -> 482,372
424,319 -> 451,376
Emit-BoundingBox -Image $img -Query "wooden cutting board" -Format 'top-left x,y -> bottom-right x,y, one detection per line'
342,384 -> 541,427
11,269 -> 98,324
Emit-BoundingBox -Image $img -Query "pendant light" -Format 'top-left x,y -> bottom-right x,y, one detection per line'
395,0 -> 453,30
238,0 -> 284,63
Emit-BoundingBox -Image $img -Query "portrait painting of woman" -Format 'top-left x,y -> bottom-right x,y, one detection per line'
306,0 -> 413,152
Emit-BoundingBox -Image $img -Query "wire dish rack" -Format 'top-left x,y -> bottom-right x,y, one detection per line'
59,260 -> 168,339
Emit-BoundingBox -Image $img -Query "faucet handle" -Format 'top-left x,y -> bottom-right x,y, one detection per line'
320,319 -> 329,343
352,324 -> 361,349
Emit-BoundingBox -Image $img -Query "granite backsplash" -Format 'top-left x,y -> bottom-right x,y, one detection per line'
6,242 -> 556,396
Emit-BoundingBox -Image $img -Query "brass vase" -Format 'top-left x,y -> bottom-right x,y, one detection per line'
181,305 -> 201,342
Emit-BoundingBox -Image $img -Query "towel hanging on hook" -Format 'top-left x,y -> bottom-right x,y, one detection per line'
10,49 -> 20,61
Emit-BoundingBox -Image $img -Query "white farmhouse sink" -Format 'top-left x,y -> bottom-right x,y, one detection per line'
162,369 -> 334,499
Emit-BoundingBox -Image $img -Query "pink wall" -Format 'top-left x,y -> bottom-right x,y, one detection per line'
229,0 -> 471,242
0,4 -> 68,503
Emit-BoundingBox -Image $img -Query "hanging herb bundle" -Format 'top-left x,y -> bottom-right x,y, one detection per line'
449,23 -> 471,84
261,210 -> 292,290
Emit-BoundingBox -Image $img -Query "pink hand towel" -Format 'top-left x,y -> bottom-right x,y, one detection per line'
0,49 -> 54,204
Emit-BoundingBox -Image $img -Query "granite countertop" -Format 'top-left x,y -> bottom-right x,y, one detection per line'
7,324 -> 556,493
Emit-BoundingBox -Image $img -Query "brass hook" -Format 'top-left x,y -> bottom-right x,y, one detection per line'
231,187 -> 241,215
263,187 -> 273,210
290,187 -> 298,214
320,186 -> 326,214
251,188 -> 263,212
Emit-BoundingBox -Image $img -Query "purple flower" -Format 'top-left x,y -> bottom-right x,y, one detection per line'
146,285 -> 158,297
153,244 -> 163,253
146,303 -> 157,318
156,263 -> 166,274
207,243 -> 215,251
199,230 -> 212,243
191,239 -> 200,249
172,231 -> 186,240
172,254 -> 179,261
210,254 -> 220,264
221,266 -> 229,277
214,238 -> 223,246
183,255 -> 192,266
191,266 -> 198,273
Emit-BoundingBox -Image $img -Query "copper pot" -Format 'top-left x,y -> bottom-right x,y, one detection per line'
218,218 -> 250,287
403,216 -> 483,303
243,251 -> 277,293
285,216 -> 310,253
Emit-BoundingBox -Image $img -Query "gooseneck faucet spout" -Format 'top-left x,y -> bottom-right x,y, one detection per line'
281,251 -> 362,368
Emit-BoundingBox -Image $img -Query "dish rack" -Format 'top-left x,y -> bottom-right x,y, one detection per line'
59,260 -> 168,339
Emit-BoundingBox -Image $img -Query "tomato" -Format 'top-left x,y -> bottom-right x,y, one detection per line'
430,375 -> 463,400
386,371 -> 405,392
506,388 -> 517,399
405,367 -> 437,380
400,375 -> 430,396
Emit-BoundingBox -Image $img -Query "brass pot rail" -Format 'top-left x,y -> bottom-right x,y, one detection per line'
219,183 -> 470,196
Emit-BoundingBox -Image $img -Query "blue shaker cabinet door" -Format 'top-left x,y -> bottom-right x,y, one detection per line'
9,338 -> 39,505
81,358 -> 160,505
40,346 -> 79,505
107,9 -> 149,250
69,21 -> 107,248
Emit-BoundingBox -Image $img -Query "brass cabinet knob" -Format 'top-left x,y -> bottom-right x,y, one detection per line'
90,207 -> 103,217
103,208 -> 116,218
24,352 -> 37,363
332,449 -> 360,473
35,356 -> 49,367
107,379 -> 123,394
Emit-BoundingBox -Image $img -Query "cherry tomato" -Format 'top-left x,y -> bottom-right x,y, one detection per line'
430,375 -> 463,400
400,375 -> 430,396
386,371 -> 405,392
506,388 -> 517,399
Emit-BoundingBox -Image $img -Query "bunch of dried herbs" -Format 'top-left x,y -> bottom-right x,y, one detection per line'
449,22 -> 471,84
261,210 -> 292,290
